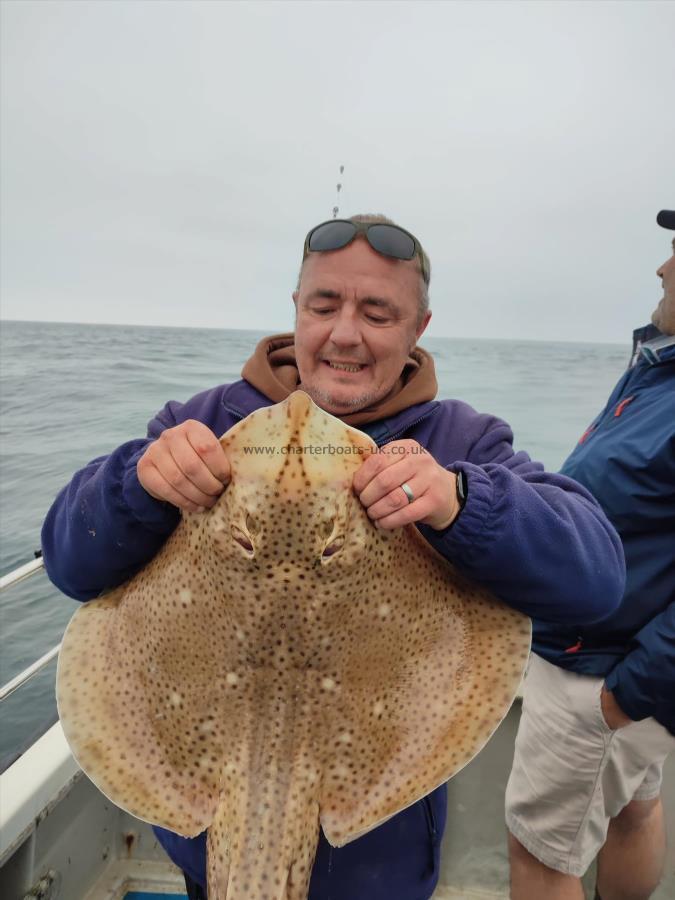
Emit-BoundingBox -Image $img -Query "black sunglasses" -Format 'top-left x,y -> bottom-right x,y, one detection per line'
303,219 -> 429,285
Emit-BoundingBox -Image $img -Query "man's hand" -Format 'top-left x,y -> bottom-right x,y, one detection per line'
352,439 -> 460,530
137,420 -> 230,512
600,685 -> 633,730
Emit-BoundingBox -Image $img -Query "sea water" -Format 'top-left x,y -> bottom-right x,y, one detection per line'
0,320 -> 628,766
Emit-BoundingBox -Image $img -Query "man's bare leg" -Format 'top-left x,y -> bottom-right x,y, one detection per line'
595,797 -> 666,900
508,831 -> 585,900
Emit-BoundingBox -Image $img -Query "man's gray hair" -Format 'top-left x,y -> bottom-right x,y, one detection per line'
297,213 -> 431,324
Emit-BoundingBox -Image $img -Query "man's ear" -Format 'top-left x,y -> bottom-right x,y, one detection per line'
292,290 -> 299,306
415,310 -> 432,343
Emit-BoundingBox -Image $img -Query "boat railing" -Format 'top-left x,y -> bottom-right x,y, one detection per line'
0,554 -> 61,703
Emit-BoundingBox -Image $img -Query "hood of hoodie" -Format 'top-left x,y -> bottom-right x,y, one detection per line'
240,332 -> 438,427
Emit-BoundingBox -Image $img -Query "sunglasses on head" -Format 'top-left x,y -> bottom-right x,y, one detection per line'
303,219 -> 429,285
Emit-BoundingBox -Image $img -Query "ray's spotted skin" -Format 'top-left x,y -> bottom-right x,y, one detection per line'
56,392 -> 531,900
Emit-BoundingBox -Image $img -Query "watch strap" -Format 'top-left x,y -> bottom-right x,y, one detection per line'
455,467 -> 468,510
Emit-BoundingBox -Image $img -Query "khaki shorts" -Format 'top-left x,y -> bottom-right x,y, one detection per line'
505,653 -> 675,877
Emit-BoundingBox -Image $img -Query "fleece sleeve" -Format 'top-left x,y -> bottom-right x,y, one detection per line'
417,416 -> 626,624
604,603 -> 675,729
40,402 -> 184,601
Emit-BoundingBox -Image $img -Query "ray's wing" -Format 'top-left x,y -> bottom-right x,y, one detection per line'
318,526 -> 531,847
57,523 -> 248,837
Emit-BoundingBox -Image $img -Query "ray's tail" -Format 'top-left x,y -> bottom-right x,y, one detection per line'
206,780 -> 321,900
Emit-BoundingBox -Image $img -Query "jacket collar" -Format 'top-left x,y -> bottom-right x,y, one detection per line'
631,324 -> 675,367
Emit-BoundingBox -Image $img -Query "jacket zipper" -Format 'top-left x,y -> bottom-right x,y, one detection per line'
422,795 -> 438,875
422,795 -> 437,838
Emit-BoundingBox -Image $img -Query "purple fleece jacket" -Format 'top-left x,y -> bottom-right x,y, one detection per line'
41,380 -> 625,899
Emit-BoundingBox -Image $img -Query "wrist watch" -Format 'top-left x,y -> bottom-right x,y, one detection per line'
455,468 -> 468,513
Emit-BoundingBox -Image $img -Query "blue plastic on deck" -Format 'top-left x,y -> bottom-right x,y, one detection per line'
123,893 -> 188,899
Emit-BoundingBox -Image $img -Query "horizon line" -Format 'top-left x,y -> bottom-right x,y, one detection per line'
0,316 -> 629,348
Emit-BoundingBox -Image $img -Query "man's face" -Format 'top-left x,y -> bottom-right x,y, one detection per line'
652,238 -> 675,335
293,238 -> 431,415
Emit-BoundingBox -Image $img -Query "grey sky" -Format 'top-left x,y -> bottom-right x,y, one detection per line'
1,0 -> 674,342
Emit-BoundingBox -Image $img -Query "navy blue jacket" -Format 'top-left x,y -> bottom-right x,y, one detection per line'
534,326 -> 675,735
42,380 -> 625,898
